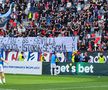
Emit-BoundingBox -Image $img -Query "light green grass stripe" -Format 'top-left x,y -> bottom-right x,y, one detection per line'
40,85 -> 108,90
0,89 -> 16,90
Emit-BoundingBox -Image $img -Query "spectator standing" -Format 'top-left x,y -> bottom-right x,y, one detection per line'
50,52 -> 57,75
83,52 -> 90,62
98,53 -> 105,63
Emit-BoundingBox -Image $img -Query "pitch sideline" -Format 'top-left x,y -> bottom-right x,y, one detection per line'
41,85 -> 108,90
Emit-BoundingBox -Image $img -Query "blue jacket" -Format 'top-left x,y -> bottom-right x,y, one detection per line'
51,54 -> 56,64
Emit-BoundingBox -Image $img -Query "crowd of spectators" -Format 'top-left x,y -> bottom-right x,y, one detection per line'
0,0 -> 108,52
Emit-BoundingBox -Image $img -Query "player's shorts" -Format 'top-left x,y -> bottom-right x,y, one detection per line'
0,64 -> 3,72
51,63 -> 56,69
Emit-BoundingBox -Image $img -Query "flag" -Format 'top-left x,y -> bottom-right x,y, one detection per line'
0,2 -> 14,28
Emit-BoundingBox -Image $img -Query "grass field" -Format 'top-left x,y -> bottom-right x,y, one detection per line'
0,74 -> 108,90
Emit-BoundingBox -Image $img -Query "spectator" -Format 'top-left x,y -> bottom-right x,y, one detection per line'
83,52 -> 90,62
50,52 -> 57,75
0,0 -> 107,52
74,51 -> 80,62
98,53 -> 105,63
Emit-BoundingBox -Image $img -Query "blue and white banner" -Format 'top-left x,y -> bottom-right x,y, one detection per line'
4,61 -> 42,75
1,51 -> 108,63
0,37 -> 77,52
1,51 -> 67,62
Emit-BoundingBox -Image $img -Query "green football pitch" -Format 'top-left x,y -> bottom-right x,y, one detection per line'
0,74 -> 108,90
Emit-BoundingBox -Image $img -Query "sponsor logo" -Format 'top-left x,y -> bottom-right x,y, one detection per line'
56,64 -> 94,74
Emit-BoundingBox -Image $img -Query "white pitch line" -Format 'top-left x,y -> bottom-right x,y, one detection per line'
40,85 -> 108,90
0,89 -> 16,90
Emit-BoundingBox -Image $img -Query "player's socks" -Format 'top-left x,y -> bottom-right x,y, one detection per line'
0,79 -> 3,84
2,78 -> 6,84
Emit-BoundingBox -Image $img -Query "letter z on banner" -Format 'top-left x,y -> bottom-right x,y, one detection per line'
3,61 -> 42,75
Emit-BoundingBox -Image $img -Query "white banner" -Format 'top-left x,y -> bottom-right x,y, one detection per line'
4,61 -> 42,75
0,37 -> 77,52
